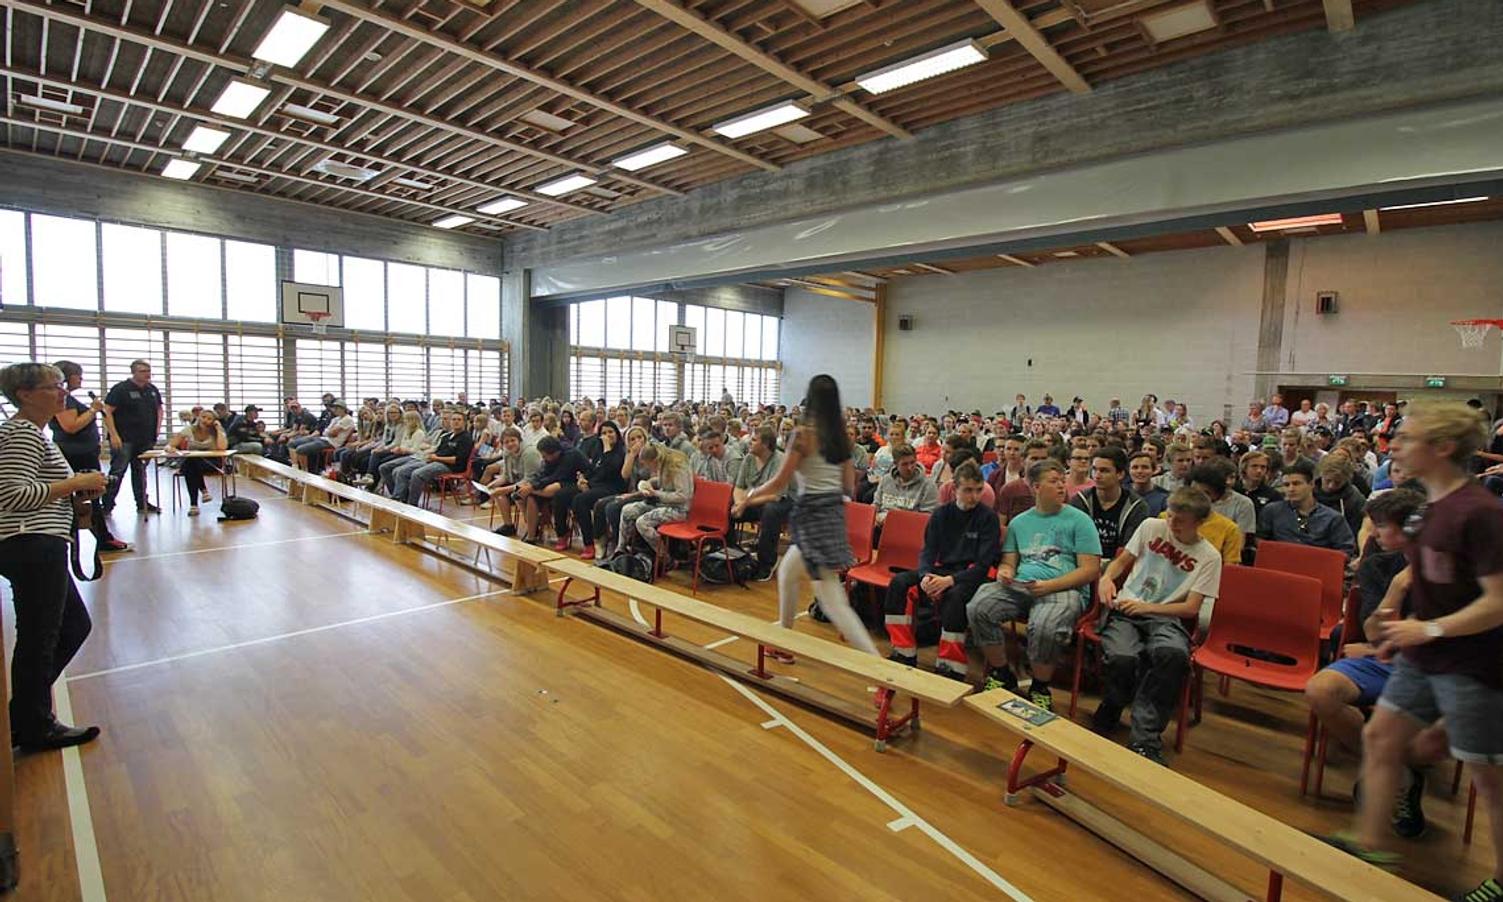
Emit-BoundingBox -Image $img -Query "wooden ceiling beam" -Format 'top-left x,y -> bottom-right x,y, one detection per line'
314,0 -> 779,171
1322,0 -> 1355,31
912,262 -> 955,275
1363,209 -> 1380,235
972,0 -> 1091,94
0,64 -> 576,224
997,254 -> 1035,267
4,0 -> 682,199
785,278 -> 873,301
1095,240 -> 1130,259
630,0 -> 911,140
1214,226 -> 1243,246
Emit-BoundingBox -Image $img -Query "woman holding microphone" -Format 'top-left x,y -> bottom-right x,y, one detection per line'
0,362 -> 106,751
49,361 -> 129,551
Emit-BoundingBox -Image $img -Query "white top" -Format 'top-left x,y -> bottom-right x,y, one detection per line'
1121,519 -> 1223,630
794,428 -> 844,496
0,418 -> 75,541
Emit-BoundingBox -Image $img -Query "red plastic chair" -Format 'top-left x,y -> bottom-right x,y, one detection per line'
845,509 -> 929,602
1255,540 -> 1347,652
1311,584 -> 1367,796
844,502 -> 877,570
1175,565 -> 1323,792
430,445 -> 479,514
657,478 -> 733,594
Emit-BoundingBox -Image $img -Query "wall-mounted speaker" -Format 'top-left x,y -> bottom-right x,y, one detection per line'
898,315 -> 914,331
1315,291 -> 1339,315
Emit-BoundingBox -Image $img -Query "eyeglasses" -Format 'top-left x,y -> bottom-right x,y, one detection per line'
1402,504 -> 1428,538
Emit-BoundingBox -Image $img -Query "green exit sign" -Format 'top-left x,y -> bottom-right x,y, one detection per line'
1426,376 -> 1447,389
1328,375 -> 1348,386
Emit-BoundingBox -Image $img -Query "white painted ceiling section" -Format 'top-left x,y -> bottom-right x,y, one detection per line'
529,98 -> 1503,300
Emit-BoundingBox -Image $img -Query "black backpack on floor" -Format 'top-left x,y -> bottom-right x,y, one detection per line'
218,496 -> 260,521
701,546 -> 756,585
608,551 -> 655,583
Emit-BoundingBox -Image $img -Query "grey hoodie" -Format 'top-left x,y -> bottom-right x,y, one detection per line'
876,470 -> 939,515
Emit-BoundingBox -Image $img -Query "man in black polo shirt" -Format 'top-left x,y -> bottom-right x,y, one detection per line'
101,359 -> 164,515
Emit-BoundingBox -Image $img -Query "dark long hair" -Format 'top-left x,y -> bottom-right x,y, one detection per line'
804,375 -> 851,464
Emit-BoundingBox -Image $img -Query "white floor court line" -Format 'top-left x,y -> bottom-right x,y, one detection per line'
66,588 -> 511,682
52,679 -> 107,902
103,528 -> 370,564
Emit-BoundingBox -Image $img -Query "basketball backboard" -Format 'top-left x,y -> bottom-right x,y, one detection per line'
280,281 -> 345,329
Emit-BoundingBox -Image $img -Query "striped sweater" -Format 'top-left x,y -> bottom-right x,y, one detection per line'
0,417 -> 76,540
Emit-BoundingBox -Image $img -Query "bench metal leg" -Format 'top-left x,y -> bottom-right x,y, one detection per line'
555,578 -> 601,617
1004,739 -> 1069,806
873,692 -> 919,752
1266,870 -> 1283,902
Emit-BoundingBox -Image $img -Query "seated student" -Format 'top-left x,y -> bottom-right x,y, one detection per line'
590,426 -> 650,551
1236,450 -> 1283,516
995,439 -> 1054,526
937,448 -> 996,509
689,428 -> 737,483
883,461 -> 1000,681
1171,463 -> 1245,566
1303,489 -> 1444,839
226,404 -> 267,455
393,410 -> 473,506
167,409 -> 228,516
1070,446 -> 1148,561
985,435 -> 1027,496
1315,453 -> 1368,541
1257,458 -> 1356,556
514,435 -> 590,545
1093,488 -> 1223,765
293,399 -> 356,471
1128,450 -> 1170,517
874,445 -> 939,527
913,424 -> 945,476
1152,441 -> 1192,493
1064,445 -> 1095,498
607,444 -> 693,564
658,411 -> 697,457
571,420 -> 627,560
1197,456 -> 1256,537
967,459 -> 1103,710
732,426 -> 790,582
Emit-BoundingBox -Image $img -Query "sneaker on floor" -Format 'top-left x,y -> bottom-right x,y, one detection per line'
1029,686 -> 1054,712
580,546 -> 596,561
477,501 -> 492,510
887,651 -> 918,667
1128,742 -> 1168,766
101,538 -> 132,553
202,489 -> 212,502
1316,832 -> 1402,871
1456,878 -> 1503,902
494,523 -> 517,537
1091,702 -> 1124,735
1393,768 -> 1427,839
753,565 -> 775,582
807,601 -> 830,623
552,537 -> 571,552
765,648 -> 795,665
982,668 -> 1019,694
187,505 -> 200,517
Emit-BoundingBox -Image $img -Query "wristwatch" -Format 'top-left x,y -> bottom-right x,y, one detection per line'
1423,621 -> 1445,640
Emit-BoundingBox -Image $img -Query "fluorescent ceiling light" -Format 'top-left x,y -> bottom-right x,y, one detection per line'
854,39 -> 987,95
611,141 -> 688,172
211,170 -> 260,185
1248,213 -> 1344,233
536,173 -> 598,196
252,6 -> 331,68
311,159 -> 381,182
1138,0 -> 1217,43
392,176 -> 436,190
162,159 -> 201,181
210,79 -> 271,119
183,124 -> 231,154
519,109 -> 577,132
433,215 -> 474,229
712,101 -> 810,139
16,95 -> 86,116
280,103 -> 341,127
476,196 -> 528,215
1379,196 -> 1490,211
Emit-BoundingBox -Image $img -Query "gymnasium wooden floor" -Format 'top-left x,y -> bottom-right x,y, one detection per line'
6,472 -> 1491,901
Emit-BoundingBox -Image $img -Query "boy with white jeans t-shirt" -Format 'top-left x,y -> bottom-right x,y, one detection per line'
1093,488 -> 1222,765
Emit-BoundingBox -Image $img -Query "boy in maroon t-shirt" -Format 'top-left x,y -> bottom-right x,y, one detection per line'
1324,403 -> 1503,901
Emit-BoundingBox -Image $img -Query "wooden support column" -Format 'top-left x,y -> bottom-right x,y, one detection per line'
873,283 -> 888,409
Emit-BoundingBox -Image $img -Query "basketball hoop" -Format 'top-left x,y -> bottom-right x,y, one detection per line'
1451,319 -> 1503,350
307,311 -> 330,335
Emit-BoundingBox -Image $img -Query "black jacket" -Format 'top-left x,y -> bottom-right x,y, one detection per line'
583,445 -> 627,493
528,448 -> 589,489
1069,487 -> 1148,560
916,502 -> 1001,594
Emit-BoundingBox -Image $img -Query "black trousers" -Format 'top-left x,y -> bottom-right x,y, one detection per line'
572,487 -> 621,544
102,437 -> 150,510
181,457 -> 221,504
547,485 -> 580,536
734,497 -> 793,567
62,449 -> 117,543
0,535 -> 92,739
594,494 -> 641,548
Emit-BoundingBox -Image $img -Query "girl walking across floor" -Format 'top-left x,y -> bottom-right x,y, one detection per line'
734,374 -> 880,666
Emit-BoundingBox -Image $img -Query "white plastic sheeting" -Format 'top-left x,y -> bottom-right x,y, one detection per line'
531,98 -> 1503,300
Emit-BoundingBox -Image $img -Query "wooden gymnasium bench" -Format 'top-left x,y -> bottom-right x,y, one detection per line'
235,454 -> 560,593
965,687 -> 1440,902
546,557 -> 971,750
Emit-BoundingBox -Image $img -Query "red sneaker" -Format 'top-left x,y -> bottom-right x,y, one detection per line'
579,546 -> 595,560
552,538 -> 571,552
766,649 -> 795,665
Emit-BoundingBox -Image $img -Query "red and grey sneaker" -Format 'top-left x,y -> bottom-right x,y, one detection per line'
579,545 -> 595,561
552,537 -> 571,552
101,538 -> 132,553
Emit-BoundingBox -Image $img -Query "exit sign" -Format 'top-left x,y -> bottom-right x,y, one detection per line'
1425,376 -> 1447,389
1327,375 -> 1348,386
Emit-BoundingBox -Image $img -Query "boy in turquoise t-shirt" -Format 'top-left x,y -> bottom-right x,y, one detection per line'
968,459 -> 1102,710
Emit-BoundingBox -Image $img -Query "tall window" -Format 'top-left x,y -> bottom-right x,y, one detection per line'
293,250 -> 339,286
226,334 -> 282,416
343,257 -> 386,332
0,210 -> 27,307
33,215 -> 101,311
166,232 -> 223,319
466,274 -> 501,341
225,240 -> 277,322
386,263 -> 426,335
167,331 -> 228,410
101,224 -> 163,315
295,338 -> 344,406
428,269 -> 465,338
